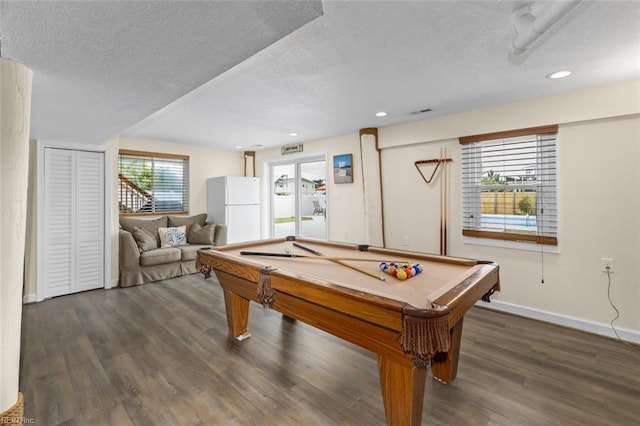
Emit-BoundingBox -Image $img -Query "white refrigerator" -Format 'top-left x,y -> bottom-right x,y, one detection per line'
207,176 -> 261,244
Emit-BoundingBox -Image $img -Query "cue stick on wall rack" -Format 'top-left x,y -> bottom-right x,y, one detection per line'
441,147 -> 448,255
414,150 -> 452,256
291,243 -> 386,281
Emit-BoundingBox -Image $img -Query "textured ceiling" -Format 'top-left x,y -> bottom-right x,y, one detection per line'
2,1 -> 639,150
0,0 -> 323,144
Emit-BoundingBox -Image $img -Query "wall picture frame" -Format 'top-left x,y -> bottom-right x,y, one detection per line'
333,153 -> 353,184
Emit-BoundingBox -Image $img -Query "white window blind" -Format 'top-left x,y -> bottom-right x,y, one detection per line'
119,150 -> 189,215
460,125 -> 558,245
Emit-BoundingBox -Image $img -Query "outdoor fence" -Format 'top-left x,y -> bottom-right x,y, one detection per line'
481,191 -> 537,215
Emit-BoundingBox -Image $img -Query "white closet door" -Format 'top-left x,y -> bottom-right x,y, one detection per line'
76,150 -> 104,292
43,148 -> 105,298
44,148 -> 74,298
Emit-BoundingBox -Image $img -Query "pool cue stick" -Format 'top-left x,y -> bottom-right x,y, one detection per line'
443,147 -> 448,255
292,242 -> 386,281
439,148 -> 445,255
239,251 -> 411,264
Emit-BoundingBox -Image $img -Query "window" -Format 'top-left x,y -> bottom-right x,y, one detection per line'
460,125 -> 558,245
118,150 -> 189,215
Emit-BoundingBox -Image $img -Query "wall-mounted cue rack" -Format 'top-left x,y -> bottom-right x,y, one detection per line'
414,149 -> 452,255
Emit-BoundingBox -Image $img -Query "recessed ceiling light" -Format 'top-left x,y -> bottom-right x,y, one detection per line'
289,132 -> 299,137
375,111 -> 387,117
234,145 -> 243,149
546,70 -> 572,79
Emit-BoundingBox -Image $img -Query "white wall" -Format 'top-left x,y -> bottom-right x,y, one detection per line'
255,133 -> 366,243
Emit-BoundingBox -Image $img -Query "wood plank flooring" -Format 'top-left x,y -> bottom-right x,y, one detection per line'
20,274 -> 640,425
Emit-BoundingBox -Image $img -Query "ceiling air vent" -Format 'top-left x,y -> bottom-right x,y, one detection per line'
409,108 -> 432,115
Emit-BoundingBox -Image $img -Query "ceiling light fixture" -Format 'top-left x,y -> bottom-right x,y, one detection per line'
289,132 -> 298,137
375,112 -> 387,117
234,145 -> 243,149
546,70 -> 572,79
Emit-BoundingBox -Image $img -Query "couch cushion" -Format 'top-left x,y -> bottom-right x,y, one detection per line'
158,226 -> 187,248
131,226 -> 158,252
140,247 -> 181,266
168,214 -> 207,234
179,244 -> 212,261
120,216 -> 167,245
188,223 -> 216,245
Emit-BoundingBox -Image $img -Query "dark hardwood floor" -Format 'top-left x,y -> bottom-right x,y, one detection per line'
20,274 -> 640,425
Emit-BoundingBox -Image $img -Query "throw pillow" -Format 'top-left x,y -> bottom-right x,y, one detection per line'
120,216 -> 168,246
158,226 -> 188,248
131,226 -> 158,252
188,223 -> 216,245
167,214 -> 207,233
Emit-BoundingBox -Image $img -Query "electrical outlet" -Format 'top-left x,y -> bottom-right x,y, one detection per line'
601,258 -> 614,273
402,235 -> 409,246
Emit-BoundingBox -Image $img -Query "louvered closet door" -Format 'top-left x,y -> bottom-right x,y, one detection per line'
76,150 -> 104,292
44,148 -> 74,298
43,148 -> 104,298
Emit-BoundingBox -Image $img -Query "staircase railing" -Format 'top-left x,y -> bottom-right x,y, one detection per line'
119,173 -> 153,213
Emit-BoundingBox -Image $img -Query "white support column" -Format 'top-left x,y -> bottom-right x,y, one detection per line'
0,58 -> 33,418
359,128 -> 385,247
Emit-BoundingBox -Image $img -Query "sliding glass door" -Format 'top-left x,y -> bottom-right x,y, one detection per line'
270,155 -> 326,240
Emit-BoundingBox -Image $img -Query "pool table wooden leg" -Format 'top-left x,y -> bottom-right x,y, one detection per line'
378,355 -> 426,426
430,317 -> 464,383
223,288 -> 251,341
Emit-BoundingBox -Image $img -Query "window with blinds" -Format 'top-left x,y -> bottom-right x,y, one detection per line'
118,150 -> 189,215
460,125 -> 558,245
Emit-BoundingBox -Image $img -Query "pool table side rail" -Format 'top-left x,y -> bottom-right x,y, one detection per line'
214,236 -> 358,254
366,246 -> 480,267
291,237 -> 484,268
431,263 -> 500,327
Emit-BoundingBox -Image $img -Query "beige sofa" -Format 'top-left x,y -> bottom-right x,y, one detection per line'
119,213 -> 226,287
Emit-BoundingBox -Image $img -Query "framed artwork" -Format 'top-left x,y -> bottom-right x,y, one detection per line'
333,153 -> 353,184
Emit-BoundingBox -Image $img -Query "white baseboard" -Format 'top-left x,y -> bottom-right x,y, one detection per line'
476,299 -> 640,345
24,279 -> 118,303
23,293 -> 36,304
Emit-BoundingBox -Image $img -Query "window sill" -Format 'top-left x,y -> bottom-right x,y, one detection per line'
462,236 -> 560,253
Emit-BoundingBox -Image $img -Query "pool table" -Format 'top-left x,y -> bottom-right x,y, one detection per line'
196,237 -> 500,426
